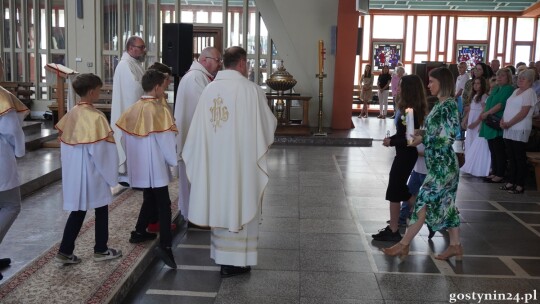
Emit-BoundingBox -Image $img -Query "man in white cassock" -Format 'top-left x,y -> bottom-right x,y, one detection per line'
174,46 -> 222,220
110,36 -> 146,186
183,46 -> 277,278
0,86 -> 29,279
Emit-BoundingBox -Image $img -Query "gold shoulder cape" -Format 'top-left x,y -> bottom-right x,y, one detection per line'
55,103 -> 115,145
115,98 -> 178,137
0,86 -> 30,117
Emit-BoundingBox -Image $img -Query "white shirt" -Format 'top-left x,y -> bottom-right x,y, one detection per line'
183,70 -> 277,232
110,52 -> 145,170
503,87 -> 536,142
174,61 -> 214,158
60,141 -> 118,211
455,73 -> 470,95
0,110 -> 25,191
122,132 -> 177,188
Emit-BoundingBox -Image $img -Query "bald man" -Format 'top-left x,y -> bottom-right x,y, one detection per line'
174,47 -> 222,220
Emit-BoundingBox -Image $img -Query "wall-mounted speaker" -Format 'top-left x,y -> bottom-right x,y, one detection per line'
162,23 -> 194,76
76,0 -> 83,19
356,28 -> 363,56
356,0 -> 369,15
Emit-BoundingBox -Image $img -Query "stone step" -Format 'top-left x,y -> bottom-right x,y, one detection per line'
17,148 -> 62,197
25,128 -> 58,151
22,121 -> 43,136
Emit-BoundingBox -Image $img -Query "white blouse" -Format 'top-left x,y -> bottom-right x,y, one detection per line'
503,87 -> 536,142
0,110 -> 25,191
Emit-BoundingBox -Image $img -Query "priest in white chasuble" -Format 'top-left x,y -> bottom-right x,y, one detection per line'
110,36 -> 146,185
183,46 -> 277,278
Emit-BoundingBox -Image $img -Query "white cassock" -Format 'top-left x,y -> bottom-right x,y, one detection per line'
116,97 -> 178,188
55,103 -> 119,211
0,87 -> 28,242
183,70 -> 277,266
0,87 -> 28,192
174,61 -> 214,219
110,52 -> 145,176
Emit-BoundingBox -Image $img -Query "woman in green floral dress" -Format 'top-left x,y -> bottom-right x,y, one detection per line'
383,67 -> 462,261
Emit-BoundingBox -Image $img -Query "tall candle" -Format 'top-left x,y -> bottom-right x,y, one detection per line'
405,108 -> 414,144
318,40 -> 324,74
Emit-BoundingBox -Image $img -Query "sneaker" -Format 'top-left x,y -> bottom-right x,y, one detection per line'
155,245 -> 177,269
0,258 -> 11,269
129,231 -> 157,243
147,223 -> 177,233
55,252 -> 82,264
94,248 -> 123,262
371,225 -> 402,242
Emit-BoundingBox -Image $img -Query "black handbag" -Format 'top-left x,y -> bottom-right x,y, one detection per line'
484,114 -> 502,130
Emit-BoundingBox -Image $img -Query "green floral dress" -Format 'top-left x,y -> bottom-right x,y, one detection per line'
410,98 -> 461,231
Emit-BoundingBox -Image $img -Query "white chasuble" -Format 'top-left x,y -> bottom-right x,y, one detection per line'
183,69 -> 277,233
174,61 -> 214,219
110,52 -> 145,173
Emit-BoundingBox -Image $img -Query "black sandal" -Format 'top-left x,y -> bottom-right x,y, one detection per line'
499,184 -> 514,190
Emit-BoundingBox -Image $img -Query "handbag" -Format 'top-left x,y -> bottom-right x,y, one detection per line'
484,114 -> 502,130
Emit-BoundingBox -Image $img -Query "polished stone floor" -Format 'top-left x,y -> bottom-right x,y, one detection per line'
2,115 -> 540,303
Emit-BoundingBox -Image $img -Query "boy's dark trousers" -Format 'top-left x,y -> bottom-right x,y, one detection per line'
135,186 -> 172,247
59,205 -> 109,255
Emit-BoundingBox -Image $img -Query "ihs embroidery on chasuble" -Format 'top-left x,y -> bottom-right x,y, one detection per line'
210,96 -> 229,132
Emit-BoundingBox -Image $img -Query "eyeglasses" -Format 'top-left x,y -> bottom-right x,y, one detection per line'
206,57 -> 223,63
132,45 -> 146,50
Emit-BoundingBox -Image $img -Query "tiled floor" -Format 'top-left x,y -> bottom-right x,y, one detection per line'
3,115 -> 540,303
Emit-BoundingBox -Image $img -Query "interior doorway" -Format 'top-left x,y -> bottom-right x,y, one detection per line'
193,27 -> 223,59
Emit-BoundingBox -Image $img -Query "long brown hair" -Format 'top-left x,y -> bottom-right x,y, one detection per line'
398,74 -> 428,126
363,64 -> 372,78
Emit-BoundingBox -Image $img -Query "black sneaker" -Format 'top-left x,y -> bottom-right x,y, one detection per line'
372,225 -> 402,242
220,265 -> 251,278
155,245 -> 177,269
0,258 -> 11,269
129,231 -> 157,243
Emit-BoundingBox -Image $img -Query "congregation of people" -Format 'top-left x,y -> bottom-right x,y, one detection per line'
369,58 -> 540,261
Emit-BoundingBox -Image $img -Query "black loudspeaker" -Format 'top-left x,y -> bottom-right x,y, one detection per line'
356,28 -> 363,55
162,23 -> 193,76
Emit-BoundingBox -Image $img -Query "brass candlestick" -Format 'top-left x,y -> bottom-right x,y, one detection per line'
314,40 -> 327,136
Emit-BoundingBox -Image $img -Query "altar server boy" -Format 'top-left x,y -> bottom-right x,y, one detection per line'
55,73 -> 122,264
116,69 -> 178,269
0,86 -> 29,278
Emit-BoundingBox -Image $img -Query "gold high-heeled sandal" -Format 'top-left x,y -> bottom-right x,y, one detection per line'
435,244 -> 463,261
382,242 -> 410,260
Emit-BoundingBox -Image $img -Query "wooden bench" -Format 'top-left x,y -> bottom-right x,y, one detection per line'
48,84 -> 113,124
526,152 -> 540,190
0,81 -> 35,109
